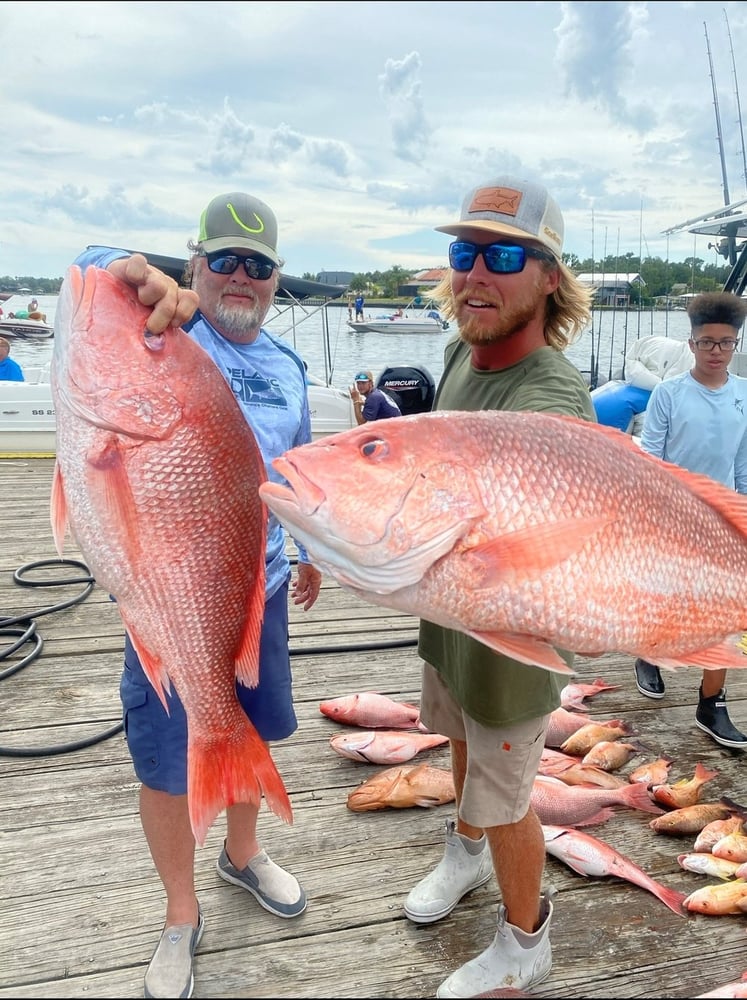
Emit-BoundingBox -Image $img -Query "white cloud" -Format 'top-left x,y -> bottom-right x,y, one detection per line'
2,0 -> 747,279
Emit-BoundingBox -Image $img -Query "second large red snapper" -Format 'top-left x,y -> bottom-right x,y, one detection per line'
50,264 -> 292,846
258,411 -> 747,675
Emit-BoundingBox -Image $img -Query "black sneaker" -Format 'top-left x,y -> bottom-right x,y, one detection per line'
634,658 -> 665,700
695,688 -> 747,749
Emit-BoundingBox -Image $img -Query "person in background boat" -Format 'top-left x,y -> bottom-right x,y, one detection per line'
354,292 -> 365,321
349,369 -> 402,423
347,295 -> 353,321
403,175 -> 595,999
73,190 -> 323,1000
634,290 -> 747,750
0,336 -> 25,381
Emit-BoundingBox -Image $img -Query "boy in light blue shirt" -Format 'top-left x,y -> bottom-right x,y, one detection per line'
636,290 -> 747,748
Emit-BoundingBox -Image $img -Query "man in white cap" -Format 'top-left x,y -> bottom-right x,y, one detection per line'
73,191 -> 321,999
402,176 -> 596,998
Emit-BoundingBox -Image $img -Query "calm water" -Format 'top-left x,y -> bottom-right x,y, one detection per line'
7,295 -> 697,390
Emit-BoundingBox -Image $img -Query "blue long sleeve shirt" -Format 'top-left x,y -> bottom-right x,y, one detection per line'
640,370 -> 747,494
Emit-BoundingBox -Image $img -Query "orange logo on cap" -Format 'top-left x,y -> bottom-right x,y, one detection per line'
468,187 -> 522,217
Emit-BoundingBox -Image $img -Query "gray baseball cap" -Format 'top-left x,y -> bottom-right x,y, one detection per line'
198,192 -> 282,264
436,176 -> 564,259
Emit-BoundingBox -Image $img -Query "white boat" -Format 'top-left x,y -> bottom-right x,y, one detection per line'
0,317 -> 54,340
0,366 -> 355,458
0,293 -> 55,340
347,299 -> 449,335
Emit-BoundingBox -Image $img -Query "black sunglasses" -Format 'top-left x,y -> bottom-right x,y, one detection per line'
203,251 -> 276,280
448,240 -> 555,274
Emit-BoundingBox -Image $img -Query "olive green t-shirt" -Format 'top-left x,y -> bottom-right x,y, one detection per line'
418,339 -> 597,727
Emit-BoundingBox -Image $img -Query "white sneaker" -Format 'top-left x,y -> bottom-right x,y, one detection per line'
404,819 -> 493,924
436,890 -> 555,998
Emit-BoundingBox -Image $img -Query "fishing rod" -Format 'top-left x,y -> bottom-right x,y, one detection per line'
724,7 -> 747,194
705,19 -> 731,207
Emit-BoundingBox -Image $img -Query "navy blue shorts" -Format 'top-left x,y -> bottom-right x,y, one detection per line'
119,579 -> 297,794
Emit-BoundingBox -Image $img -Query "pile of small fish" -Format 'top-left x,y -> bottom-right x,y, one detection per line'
537,677 -> 747,922
319,691 -> 454,810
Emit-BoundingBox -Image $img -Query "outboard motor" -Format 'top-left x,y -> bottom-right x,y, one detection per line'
376,364 -> 436,416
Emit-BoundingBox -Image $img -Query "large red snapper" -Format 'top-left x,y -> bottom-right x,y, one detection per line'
258,411 -> 747,675
50,264 -> 291,845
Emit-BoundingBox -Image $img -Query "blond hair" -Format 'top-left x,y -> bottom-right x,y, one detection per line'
431,259 -> 592,351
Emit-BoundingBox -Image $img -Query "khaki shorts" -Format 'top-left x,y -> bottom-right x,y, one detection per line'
420,662 -> 549,828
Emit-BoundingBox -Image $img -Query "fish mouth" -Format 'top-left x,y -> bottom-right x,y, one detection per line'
260,455 -> 473,595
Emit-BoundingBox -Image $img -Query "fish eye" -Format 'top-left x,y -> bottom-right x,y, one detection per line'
361,438 -> 388,459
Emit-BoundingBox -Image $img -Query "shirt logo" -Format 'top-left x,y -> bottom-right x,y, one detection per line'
227,368 -> 285,408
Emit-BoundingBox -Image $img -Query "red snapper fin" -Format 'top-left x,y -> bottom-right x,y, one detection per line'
465,518 -> 614,583
234,577 -> 266,688
653,636 -> 747,671
50,461 -> 70,557
188,714 -> 293,846
121,616 -> 172,710
467,630 -> 576,674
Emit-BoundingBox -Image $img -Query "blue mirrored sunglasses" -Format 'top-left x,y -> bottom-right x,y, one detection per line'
448,240 -> 555,274
203,251 -> 276,280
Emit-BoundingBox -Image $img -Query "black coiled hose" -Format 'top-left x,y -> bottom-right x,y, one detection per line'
0,558 -> 124,757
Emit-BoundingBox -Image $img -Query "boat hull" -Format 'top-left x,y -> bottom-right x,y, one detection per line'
347,319 -> 445,335
0,319 -> 54,340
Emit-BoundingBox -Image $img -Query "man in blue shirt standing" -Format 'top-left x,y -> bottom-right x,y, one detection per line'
75,191 -> 322,998
635,290 -> 747,749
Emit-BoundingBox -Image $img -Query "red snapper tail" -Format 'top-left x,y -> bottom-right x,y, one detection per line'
188,716 -> 293,846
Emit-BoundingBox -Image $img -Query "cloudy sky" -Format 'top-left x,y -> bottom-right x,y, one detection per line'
3,1 -> 747,280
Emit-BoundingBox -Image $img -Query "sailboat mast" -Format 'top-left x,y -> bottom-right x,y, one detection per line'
724,7 -> 747,193
705,20 -> 731,206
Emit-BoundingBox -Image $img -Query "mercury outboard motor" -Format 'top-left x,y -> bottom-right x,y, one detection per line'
376,364 -> 436,416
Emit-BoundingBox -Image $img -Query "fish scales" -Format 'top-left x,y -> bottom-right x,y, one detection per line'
260,410 -> 747,674
51,265 -> 291,845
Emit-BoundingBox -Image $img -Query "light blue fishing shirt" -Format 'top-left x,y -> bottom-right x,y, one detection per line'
74,247 -> 312,598
640,369 -> 747,494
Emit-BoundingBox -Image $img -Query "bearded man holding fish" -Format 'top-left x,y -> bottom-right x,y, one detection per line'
72,192 -> 321,999
399,177 -> 595,998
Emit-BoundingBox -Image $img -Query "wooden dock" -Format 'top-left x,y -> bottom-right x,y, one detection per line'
1,457 -> 747,999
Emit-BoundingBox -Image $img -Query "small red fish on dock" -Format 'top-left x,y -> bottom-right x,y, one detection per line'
346,763 -> 455,812
581,740 -> 644,771
543,824 -> 687,916
683,879 -> 747,915
694,815 -> 744,853
531,774 -> 663,827
678,852 -> 741,880
319,692 -> 423,729
329,729 -> 448,764
650,799 -> 747,836
628,756 -> 673,787
651,762 -> 719,810
560,720 -> 636,757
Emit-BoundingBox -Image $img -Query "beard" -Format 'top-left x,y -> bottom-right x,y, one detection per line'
454,273 -> 547,346
212,296 -> 266,339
